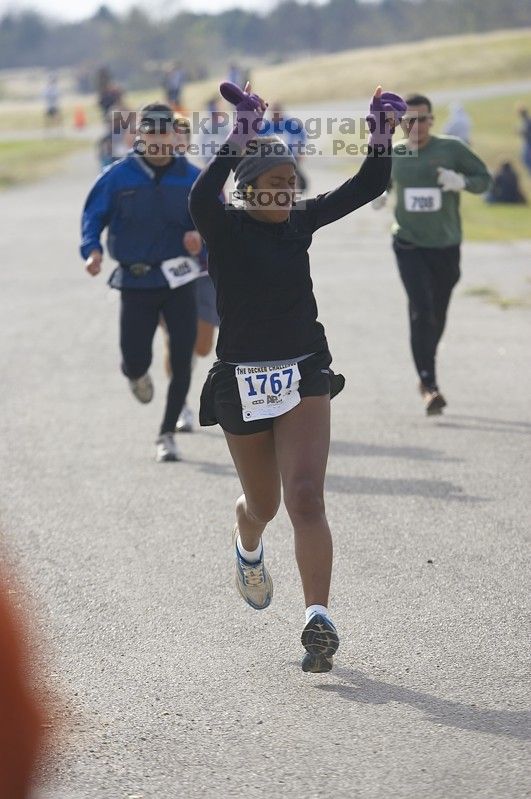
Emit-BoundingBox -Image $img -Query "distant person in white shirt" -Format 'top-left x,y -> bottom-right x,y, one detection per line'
43,74 -> 62,129
443,102 -> 471,144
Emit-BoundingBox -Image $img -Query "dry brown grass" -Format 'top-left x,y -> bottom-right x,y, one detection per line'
180,28 -> 531,109
0,29 -> 529,131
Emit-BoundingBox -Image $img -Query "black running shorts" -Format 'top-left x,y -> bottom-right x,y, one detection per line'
199,350 -> 345,435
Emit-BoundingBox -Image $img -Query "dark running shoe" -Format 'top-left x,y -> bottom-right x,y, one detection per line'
301,613 -> 339,673
425,390 -> 447,416
419,382 -> 447,416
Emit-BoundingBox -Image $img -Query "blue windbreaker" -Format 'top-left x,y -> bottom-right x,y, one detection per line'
80,153 -> 202,289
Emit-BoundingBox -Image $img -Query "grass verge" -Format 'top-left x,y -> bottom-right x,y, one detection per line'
441,93 -> 531,241
246,28 -> 531,106
463,285 -> 531,310
0,138 -> 90,189
335,92 -> 531,242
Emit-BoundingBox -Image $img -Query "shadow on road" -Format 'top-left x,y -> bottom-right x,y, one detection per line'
187,459 -> 237,477
436,414 -> 531,435
451,414 -> 531,429
325,474 -> 487,503
315,667 -> 531,741
186,460 -> 486,503
330,440 -> 460,462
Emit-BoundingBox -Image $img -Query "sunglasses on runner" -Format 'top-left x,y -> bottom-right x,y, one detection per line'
138,124 -> 171,134
139,117 -> 190,135
402,114 -> 433,124
139,120 -> 174,134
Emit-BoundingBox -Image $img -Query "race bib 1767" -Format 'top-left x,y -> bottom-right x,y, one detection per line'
404,187 -> 442,212
236,362 -> 301,422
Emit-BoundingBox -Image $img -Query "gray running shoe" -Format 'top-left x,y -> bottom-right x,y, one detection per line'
129,373 -> 154,404
232,527 -> 273,610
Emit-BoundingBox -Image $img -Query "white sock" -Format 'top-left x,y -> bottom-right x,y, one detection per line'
236,535 -> 262,564
305,604 -> 330,624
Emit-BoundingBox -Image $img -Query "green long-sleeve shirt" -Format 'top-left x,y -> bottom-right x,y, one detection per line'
391,134 -> 491,248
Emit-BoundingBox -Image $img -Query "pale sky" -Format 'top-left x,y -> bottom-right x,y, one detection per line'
0,0 -> 350,22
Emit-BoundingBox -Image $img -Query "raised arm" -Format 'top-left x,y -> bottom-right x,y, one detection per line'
189,146 -> 239,243
189,80 -> 268,244
307,151 -> 392,230
306,87 -> 406,231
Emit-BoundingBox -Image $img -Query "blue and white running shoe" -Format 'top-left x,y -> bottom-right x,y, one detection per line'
232,527 -> 273,610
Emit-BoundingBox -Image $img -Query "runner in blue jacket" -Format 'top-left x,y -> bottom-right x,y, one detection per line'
80,105 -> 202,462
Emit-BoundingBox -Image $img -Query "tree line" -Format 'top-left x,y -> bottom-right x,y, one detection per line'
0,0 -> 529,88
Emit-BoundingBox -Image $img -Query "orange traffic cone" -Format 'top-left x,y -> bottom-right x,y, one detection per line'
73,106 -> 87,129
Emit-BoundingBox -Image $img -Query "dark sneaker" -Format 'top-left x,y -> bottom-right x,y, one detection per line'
301,613 -> 339,673
425,391 -> 447,416
419,382 -> 447,416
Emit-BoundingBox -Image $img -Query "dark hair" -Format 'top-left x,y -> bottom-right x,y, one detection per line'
139,102 -> 174,120
404,94 -> 432,113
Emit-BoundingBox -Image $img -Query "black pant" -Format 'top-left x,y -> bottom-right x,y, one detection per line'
393,237 -> 460,390
120,284 -> 197,435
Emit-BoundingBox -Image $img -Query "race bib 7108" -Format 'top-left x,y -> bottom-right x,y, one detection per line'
404,187 -> 442,212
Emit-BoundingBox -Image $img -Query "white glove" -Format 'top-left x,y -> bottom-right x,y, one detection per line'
371,191 -> 388,210
437,167 -> 466,192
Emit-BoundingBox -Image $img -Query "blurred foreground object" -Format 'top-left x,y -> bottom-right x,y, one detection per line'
0,570 -> 46,799
73,107 -> 87,130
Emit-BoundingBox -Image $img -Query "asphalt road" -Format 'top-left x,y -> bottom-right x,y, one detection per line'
1,145 -> 530,799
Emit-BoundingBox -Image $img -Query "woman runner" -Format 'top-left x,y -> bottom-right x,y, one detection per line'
189,83 -> 405,672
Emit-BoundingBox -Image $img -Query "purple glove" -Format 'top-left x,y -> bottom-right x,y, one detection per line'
220,81 -> 247,106
366,90 -> 407,150
220,81 -> 267,153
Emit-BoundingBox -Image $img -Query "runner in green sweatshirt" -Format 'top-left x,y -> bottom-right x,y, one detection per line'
373,93 -> 491,414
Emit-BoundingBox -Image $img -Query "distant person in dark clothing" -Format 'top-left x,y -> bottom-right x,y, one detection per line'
517,106 -> 531,174
163,63 -> 185,111
485,162 -> 527,204
227,62 -> 244,88
98,82 -> 123,121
